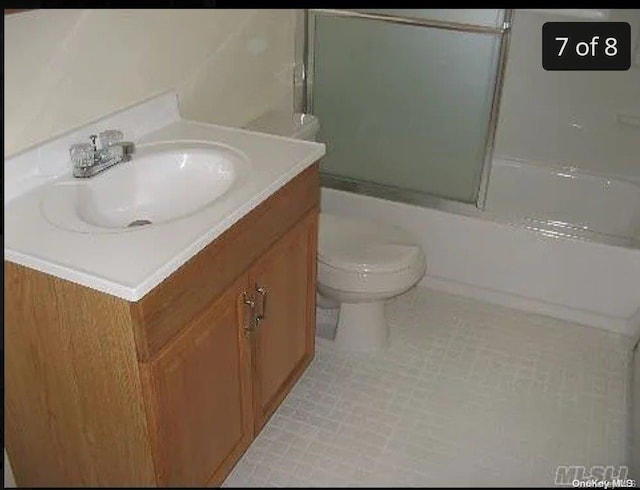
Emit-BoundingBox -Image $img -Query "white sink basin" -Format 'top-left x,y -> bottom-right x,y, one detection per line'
40,141 -> 250,233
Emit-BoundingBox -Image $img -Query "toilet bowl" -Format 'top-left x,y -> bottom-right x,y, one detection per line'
318,213 -> 426,351
246,110 -> 427,351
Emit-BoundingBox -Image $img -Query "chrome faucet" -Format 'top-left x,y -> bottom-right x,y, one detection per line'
70,130 -> 135,178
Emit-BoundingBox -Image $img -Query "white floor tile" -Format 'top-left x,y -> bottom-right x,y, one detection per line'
223,286 -> 632,487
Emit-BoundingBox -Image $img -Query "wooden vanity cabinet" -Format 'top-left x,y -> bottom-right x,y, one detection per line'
4,164 -> 319,487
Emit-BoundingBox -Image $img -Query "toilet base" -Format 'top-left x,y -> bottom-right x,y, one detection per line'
335,301 -> 388,352
316,305 -> 339,340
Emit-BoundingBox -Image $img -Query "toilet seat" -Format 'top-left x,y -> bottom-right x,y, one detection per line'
318,213 -> 423,273
318,261 -> 425,301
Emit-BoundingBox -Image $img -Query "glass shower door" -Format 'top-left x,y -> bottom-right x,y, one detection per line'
309,10 -> 508,205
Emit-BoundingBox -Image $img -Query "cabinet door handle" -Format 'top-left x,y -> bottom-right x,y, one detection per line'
242,291 -> 257,333
255,284 -> 267,323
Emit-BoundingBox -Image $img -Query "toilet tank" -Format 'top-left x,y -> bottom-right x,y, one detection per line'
245,110 -> 320,141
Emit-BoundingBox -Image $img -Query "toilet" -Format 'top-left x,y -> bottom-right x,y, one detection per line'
246,111 -> 427,351
317,213 -> 426,351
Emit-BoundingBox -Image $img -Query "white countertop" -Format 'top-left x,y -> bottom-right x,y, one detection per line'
4,94 -> 325,301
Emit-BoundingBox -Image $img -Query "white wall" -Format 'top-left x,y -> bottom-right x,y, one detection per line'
4,9 -> 295,158
494,9 -> 640,180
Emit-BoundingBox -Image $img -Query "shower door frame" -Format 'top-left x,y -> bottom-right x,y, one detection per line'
303,8 -> 513,212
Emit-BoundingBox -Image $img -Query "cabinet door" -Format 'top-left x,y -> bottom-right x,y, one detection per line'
249,210 -> 318,432
143,275 -> 253,486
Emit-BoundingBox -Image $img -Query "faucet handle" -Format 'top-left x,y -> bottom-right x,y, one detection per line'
99,130 -> 124,148
70,143 -> 94,169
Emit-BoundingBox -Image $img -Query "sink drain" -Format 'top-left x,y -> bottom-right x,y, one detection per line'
127,219 -> 152,228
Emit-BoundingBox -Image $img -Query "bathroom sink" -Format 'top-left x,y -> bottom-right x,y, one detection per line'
40,141 -> 249,233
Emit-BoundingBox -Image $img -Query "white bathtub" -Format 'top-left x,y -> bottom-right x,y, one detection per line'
485,158 -> 640,248
322,163 -> 640,336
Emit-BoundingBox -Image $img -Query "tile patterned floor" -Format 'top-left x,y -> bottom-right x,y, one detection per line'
223,286 -> 632,487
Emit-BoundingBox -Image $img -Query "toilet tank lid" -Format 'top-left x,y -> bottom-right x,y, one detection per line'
318,213 -> 425,273
245,110 -> 319,139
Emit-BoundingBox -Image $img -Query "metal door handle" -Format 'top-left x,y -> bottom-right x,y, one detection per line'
255,285 -> 267,323
242,291 -> 257,333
